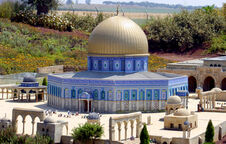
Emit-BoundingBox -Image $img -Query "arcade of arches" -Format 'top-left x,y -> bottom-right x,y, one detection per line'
158,67 -> 226,92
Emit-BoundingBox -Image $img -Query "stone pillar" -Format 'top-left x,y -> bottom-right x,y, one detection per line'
22,119 -> 26,135
147,116 -> 151,125
118,122 -> 121,141
183,130 -> 186,138
136,118 -> 142,138
6,89 -> 9,99
109,117 -> 115,141
204,97 -> 206,109
130,120 -> 134,137
14,120 -> 18,133
26,90 -> 29,102
188,129 -> 191,138
87,100 -> 89,113
31,120 -> 35,136
124,121 -> 128,140
212,95 -> 215,108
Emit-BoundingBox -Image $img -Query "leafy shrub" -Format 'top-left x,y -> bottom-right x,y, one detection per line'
0,127 -> 16,143
140,124 -> 150,144
144,9 -> 225,52
71,123 -> 104,143
205,120 -> 214,143
207,34 -> 226,53
25,134 -> 53,144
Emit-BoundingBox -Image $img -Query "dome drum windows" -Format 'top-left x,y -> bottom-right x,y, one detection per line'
89,56 -> 148,72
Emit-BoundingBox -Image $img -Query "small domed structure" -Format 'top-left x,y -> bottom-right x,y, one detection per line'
0,116 -> 12,131
0,117 -> 10,122
167,96 -> 182,104
174,109 -> 190,116
87,112 -> 100,120
37,116 -> 68,143
166,96 -> 183,115
23,77 -> 37,82
43,116 -> 56,123
87,112 -> 100,124
164,108 -> 198,131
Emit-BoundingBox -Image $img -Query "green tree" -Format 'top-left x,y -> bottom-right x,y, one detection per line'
24,0 -> 59,15
205,120 -> 214,143
140,124 -> 149,144
202,5 -> 215,14
71,123 -> 104,144
0,2 -> 14,18
42,77 -> 48,86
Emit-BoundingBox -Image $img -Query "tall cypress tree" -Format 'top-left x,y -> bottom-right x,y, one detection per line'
42,77 -> 47,86
140,124 -> 149,144
205,119 -> 214,143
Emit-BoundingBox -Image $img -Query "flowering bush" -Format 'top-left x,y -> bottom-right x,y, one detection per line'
11,11 -> 105,32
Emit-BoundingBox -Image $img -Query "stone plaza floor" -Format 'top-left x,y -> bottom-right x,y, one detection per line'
0,96 -> 225,142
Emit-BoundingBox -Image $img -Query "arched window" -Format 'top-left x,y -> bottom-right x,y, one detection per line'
146,89 -> 152,100
139,90 -> 145,100
131,90 -> 137,100
78,89 -> 83,98
71,89 -> 76,98
214,64 -> 217,67
218,64 -> 221,67
101,90 -> 105,100
124,90 -> 129,101
93,89 -> 98,100
210,64 -> 213,67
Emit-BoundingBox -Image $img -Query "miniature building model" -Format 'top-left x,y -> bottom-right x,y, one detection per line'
37,116 -> 68,143
87,112 -> 100,124
165,96 -> 183,115
0,116 -> 12,131
13,77 -> 47,102
164,109 -> 198,131
48,15 -> 188,113
158,56 -> 226,92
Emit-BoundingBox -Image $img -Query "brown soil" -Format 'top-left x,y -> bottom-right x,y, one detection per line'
36,27 -> 89,40
152,49 -> 218,62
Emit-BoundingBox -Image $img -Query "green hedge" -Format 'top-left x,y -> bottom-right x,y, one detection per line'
143,9 -> 225,53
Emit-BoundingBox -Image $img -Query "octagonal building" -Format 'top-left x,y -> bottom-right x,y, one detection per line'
47,16 -> 188,113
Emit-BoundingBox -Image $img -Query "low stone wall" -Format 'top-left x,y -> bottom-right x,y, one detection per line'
217,91 -> 226,101
37,65 -> 64,74
37,65 -> 87,74
61,136 -> 122,144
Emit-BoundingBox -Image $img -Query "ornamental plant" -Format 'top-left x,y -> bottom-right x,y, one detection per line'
72,123 -> 104,144
140,124 -> 150,144
205,119 -> 214,143
42,77 -> 48,86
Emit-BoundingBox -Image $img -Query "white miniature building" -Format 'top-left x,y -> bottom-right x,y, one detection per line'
37,116 -> 68,143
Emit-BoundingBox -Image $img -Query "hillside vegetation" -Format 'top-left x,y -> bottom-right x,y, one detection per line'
0,1 -> 225,75
143,5 -> 226,53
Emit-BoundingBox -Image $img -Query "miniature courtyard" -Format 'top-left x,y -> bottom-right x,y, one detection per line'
0,91 -> 226,143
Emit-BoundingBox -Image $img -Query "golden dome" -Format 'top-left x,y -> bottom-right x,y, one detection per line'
88,16 -> 149,57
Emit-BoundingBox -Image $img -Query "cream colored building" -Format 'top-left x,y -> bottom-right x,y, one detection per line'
158,57 -> 226,92
165,96 -> 184,115
164,109 -> 198,131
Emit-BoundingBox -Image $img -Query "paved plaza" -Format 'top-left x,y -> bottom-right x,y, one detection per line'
0,93 -> 225,142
